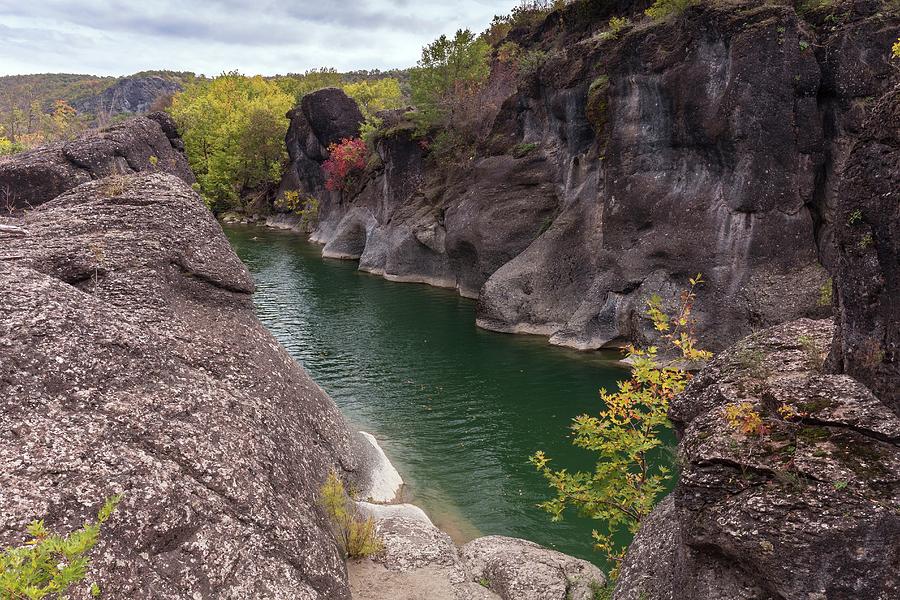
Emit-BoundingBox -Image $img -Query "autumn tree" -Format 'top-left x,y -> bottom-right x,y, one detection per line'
343,78 -> 403,117
532,276 -> 711,578
169,73 -> 293,211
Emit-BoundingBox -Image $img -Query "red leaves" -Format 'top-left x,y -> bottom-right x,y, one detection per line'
323,138 -> 367,191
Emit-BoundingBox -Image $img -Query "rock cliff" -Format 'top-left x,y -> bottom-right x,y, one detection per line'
72,75 -> 183,117
826,79 -> 899,414
0,112 -> 194,213
0,173 -> 371,598
613,318 -> 900,600
277,1 -> 898,352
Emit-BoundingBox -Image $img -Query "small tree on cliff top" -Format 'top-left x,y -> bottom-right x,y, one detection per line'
409,29 -> 490,132
531,275 -> 711,577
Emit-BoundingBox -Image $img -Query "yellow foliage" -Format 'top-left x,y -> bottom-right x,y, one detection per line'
725,402 -> 766,436
319,471 -> 383,559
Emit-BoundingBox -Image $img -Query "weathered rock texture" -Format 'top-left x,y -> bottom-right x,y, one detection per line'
72,76 -> 183,117
278,1 -> 898,352
349,504 -> 605,600
614,318 -> 900,600
0,112 -> 194,213
0,172 -> 368,598
827,81 -> 899,413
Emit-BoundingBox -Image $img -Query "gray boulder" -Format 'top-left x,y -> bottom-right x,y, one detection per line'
461,536 -> 606,600
0,172 -> 362,598
0,113 -> 194,213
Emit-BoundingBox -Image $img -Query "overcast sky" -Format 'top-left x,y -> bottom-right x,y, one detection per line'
0,0 -> 516,77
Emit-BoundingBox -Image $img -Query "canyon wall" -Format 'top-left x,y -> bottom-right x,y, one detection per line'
277,0 -> 898,352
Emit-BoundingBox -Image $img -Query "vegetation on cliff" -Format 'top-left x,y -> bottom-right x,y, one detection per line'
169,70 -> 402,212
0,71 -> 194,152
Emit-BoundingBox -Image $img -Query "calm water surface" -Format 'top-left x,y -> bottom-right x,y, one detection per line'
225,225 -> 640,564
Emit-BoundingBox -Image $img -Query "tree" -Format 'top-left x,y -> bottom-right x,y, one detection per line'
531,276 -> 711,578
49,99 -> 80,141
343,78 -> 403,117
169,73 -> 293,211
273,68 -> 343,103
409,29 -> 490,131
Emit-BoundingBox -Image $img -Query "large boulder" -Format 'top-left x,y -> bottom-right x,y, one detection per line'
827,83 -> 899,413
461,536 -> 606,600
614,318 -> 900,600
0,113 -> 194,213
0,172 -> 365,598
349,504 -> 605,600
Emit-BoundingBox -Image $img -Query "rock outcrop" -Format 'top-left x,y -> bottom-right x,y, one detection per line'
350,503 -> 605,600
614,318 -> 900,600
277,1 -> 898,352
72,75 -> 183,117
827,81 -> 899,413
0,172 -> 370,598
0,112 -> 194,213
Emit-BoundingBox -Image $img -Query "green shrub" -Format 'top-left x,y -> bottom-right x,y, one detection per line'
817,278 -> 833,307
599,16 -> 631,40
0,137 -> 25,156
518,50 -> 548,80
532,276 -> 711,577
275,190 -> 320,231
586,75 -> 610,135
319,472 -> 383,559
645,0 -> 696,20
798,0 -> 836,14
0,496 -> 121,599
512,142 -> 538,158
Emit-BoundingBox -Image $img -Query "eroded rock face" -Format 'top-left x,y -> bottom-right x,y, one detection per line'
0,173 -> 362,599
614,318 -> 900,600
827,83 -> 899,413
0,112 -> 194,213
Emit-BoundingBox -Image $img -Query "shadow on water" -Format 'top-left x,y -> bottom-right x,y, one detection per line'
224,224 -> 669,566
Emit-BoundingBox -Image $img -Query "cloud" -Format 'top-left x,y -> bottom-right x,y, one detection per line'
0,0 -> 515,76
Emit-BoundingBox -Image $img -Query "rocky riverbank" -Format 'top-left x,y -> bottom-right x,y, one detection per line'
353,433 -> 606,600
0,116 -> 607,599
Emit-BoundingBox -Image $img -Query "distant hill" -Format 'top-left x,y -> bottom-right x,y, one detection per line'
0,71 -> 195,115
71,75 -> 187,117
0,69 -> 410,148
0,71 -> 197,141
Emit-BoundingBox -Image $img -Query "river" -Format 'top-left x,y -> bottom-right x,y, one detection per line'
224,224 -> 649,565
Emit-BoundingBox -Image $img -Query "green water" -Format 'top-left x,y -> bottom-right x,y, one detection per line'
224,225 -> 636,564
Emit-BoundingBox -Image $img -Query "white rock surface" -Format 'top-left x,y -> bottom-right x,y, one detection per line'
358,431 -> 404,502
